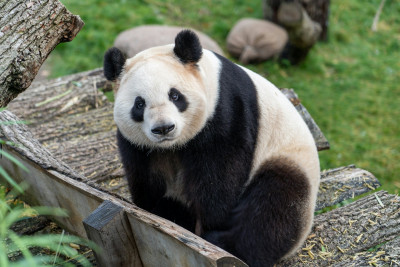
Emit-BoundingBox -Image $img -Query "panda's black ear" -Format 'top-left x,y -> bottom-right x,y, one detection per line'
104,47 -> 126,81
174,30 -> 203,64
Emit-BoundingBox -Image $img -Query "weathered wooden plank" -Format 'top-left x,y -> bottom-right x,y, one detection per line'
0,147 -> 102,237
83,200 -> 143,267
126,208 -> 248,267
279,191 -> 400,266
0,0 -> 84,107
281,88 -> 329,151
316,165 -> 381,211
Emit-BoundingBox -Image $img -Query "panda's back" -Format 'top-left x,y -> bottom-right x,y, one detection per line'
241,65 -> 320,190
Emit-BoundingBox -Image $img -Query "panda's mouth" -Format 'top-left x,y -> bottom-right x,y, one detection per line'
155,137 -> 176,143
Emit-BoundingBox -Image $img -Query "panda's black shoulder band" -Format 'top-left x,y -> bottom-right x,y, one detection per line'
104,47 -> 126,81
174,30 -> 203,64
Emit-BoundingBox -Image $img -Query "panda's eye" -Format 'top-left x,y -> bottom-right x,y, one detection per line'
134,97 -> 145,109
169,88 -> 188,112
170,92 -> 179,101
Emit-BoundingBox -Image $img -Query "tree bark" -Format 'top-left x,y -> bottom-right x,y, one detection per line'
279,191 -> 400,266
0,0 -> 84,108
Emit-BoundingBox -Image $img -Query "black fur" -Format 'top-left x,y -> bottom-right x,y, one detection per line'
104,47 -> 126,81
169,88 -> 188,112
173,30 -> 203,64
117,130 -> 196,230
131,96 -> 145,122
180,53 -> 259,231
204,158 -> 310,267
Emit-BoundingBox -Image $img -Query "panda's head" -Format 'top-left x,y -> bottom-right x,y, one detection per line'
105,30 -> 210,149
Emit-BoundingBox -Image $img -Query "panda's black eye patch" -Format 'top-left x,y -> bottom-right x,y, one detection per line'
131,96 -> 145,122
169,88 -> 188,112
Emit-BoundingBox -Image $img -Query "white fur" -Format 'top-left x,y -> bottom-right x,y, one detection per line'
114,46 -> 220,149
240,65 -> 320,256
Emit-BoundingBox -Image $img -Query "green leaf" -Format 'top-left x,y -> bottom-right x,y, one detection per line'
0,167 -> 23,193
0,150 -> 28,172
7,231 -> 35,266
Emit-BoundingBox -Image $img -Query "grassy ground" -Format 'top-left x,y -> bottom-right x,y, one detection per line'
52,0 -> 399,193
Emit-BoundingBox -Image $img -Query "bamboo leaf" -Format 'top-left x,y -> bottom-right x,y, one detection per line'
35,89 -> 73,107
0,241 -> 9,267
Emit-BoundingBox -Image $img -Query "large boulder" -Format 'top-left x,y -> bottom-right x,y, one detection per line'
114,25 -> 224,57
226,18 -> 288,64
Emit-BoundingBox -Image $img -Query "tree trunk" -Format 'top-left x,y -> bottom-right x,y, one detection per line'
0,0 -> 84,108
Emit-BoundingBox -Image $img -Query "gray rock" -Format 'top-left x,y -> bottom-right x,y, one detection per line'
114,25 -> 224,57
226,18 -> 288,64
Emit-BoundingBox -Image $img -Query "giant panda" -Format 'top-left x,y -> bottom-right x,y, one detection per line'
104,29 -> 320,267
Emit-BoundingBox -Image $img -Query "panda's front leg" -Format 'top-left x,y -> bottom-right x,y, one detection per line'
181,149 -> 247,236
117,130 -> 166,210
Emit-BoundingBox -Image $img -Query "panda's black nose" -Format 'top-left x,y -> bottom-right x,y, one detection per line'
151,124 -> 175,135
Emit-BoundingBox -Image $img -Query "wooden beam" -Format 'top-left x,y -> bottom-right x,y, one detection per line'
281,88 -> 329,150
126,207 -> 248,267
83,200 -> 143,267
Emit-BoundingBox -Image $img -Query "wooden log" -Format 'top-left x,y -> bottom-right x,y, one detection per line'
29,105 -> 115,144
281,88 -> 329,151
0,110 -> 83,179
279,191 -> 400,266
7,69 -> 110,125
10,216 -> 50,235
332,237 -> 400,266
0,0 -> 84,107
316,165 -> 381,210
83,200 -> 143,267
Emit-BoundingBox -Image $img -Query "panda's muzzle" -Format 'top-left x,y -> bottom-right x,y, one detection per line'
151,124 -> 175,136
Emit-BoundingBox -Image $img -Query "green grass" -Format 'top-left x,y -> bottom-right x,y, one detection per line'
0,140 -> 98,266
53,0 -> 400,193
